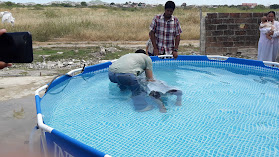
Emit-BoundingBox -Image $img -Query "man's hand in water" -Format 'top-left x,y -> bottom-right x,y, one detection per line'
172,51 -> 178,59
147,78 -> 155,82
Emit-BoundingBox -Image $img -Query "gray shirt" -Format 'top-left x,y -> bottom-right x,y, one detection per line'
109,53 -> 153,76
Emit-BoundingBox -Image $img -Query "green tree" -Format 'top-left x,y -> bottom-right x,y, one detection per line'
61,3 -> 72,7
5,1 -> 14,6
51,3 -> 59,7
254,5 -> 265,9
238,5 -> 249,10
81,2 -> 87,6
270,4 -> 279,9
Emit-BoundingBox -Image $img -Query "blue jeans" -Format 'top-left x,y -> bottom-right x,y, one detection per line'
108,71 -> 148,111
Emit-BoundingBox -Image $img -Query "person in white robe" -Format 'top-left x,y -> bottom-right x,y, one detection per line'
258,11 -> 279,62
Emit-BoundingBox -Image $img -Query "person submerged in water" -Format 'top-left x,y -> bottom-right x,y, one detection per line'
145,79 -> 183,113
108,49 -> 182,113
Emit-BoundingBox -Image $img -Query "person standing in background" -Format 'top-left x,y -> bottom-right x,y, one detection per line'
258,11 -> 279,62
149,1 -> 182,59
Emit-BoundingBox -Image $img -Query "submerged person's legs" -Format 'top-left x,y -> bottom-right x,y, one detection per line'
132,94 -> 153,112
116,73 -> 152,112
167,89 -> 182,106
149,91 -> 167,113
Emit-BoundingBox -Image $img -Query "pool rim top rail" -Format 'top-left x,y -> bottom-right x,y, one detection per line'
34,55 -> 279,157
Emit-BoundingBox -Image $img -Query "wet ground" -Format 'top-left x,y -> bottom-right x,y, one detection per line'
0,96 -> 41,157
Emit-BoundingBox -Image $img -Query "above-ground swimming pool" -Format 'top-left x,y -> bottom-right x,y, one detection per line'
35,55 -> 279,157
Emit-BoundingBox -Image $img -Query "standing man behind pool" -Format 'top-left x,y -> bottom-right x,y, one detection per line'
149,1 -> 182,59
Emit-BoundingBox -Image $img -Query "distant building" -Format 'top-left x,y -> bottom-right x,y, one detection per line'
242,3 -> 257,8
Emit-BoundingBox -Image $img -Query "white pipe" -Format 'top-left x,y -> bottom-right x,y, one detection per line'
263,61 -> 279,67
66,68 -> 83,76
207,55 -> 229,60
111,59 -> 117,63
37,114 -> 53,133
35,84 -> 48,96
158,55 -> 173,59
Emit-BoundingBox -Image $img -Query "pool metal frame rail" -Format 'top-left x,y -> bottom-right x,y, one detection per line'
35,55 -> 279,157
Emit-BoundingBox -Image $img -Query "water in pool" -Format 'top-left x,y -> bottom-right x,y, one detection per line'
41,61 -> 279,156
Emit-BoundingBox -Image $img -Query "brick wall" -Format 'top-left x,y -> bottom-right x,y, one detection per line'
204,13 -> 264,55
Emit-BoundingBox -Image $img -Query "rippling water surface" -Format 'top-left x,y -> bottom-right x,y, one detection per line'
41,61 -> 279,156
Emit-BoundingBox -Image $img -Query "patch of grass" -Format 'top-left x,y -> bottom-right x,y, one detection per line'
179,45 -> 200,55
1,7 -> 200,42
19,71 -> 28,76
33,47 -> 100,62
33,46 -> 132,62
102,50 -> 131,60
43,9 -> 60,18
57,69 -> 73,74
29,5 -> 44,10
33,45 -> 201,62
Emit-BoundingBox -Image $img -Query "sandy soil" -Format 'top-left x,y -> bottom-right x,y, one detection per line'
0,76 -> 53,101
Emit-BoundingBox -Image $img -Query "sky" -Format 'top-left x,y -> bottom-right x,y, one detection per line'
1,0 -> 276,6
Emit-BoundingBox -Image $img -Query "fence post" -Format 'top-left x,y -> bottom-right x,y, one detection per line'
200,8 -> 206,55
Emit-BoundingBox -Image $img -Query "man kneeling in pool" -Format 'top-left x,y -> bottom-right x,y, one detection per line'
108,49 -> 155,112
146,80 -> 182,113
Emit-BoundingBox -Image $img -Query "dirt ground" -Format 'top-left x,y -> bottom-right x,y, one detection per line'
32,39 -> 200,49
0,40 -> 200,101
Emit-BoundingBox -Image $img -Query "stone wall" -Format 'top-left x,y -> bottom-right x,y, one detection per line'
204,13 -> 265,55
